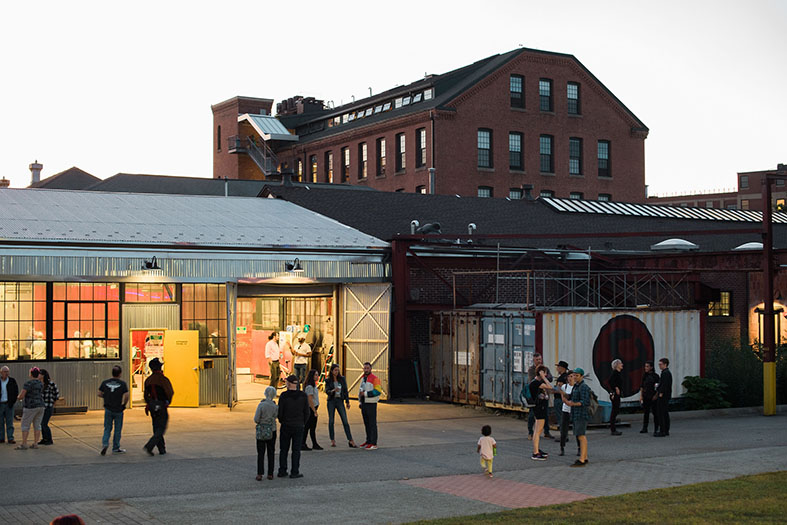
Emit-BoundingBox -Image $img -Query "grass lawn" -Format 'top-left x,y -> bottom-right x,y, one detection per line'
406,471 -> 787,525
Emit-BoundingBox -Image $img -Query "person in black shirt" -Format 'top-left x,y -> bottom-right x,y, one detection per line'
639,361 -> 659,434
608,359 -> 623,435
277,374 -> 310,478
654,358 -> 672,437
553,361 -> 569,441
98,365 -> 129,455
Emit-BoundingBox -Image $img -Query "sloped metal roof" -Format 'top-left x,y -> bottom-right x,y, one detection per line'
0,189 -> 386,250
542,197 -> 787,224
239,114 -> 298,141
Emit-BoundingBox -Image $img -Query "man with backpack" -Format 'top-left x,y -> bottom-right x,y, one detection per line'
561,367 -> 591,467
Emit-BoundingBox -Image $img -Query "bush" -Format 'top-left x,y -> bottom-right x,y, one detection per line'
705,338 -> 787,407
681,376 -> 731,410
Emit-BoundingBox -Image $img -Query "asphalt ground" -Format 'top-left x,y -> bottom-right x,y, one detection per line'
1,399 -> 785,524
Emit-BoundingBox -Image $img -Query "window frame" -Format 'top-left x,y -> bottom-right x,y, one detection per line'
510,74 -> 524,108
509,188 -> 523,200
569,137 -> 583,175
51,282 -> 121,361
478,128 -> 493,169
416,128 -> 427,168
309,155 -> 318,183
539,78 -> 553,112
598,193 -> 611,202
396,133 -> 406,172
509,131 -> 523,170
325,151 -> 334,183
341,147 -> 350,182
376,137 -> 386,177
358,142 -> 368,180
708,291 -> 732,317
539,134 -> 554,173
598,140 -> 611,178
477,186 -> 493,198
567,82 -> 581,115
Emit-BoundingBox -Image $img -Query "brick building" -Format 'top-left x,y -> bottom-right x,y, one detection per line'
213,47 -> 649,202
648,165 -> 787,211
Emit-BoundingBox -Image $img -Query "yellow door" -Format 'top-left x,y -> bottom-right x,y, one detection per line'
163,330 -> 200,407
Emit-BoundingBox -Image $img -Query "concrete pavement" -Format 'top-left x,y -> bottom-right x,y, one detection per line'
1,399 -> 785,524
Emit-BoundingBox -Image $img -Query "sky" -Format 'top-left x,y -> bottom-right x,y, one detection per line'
0,0 -> 785,196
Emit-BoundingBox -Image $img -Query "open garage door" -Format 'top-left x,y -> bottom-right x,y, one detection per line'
343,284 -> 391,399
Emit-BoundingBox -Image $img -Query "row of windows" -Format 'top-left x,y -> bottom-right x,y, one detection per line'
510,76 -> 581,115
478,129 -> 611,177
477,187 -> 611,201
325,89 -> 434,130
0,282 -> 227,362
295,128 -> 428,183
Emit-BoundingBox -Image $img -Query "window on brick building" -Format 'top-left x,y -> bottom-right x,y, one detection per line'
416,185 -> 427,194
510,74 -> 524,108
777,178 -> 785,187
325,151 -> 333,183
341,147 -> 350,182
396,133 -> 406,172
478,129 -> 493,168
416,128 -> 427,168
598,140 -> 611,178
539,135 -> 553,173
478,186 -> 493,198
509,188 -> 523,200
567,82 -> 581,115
741,199 -> 750,210
296,159 -> 303,182
540,189 -> 554,198
217,126 -> 221,151
598,193 -> 611,201
776,198 -> 785,210
740,175 -> 749,189
708,291 -> 731,317
569,137 -> 583,175
509,132 -> 523,170
706,201 -> 714,208
570,192 -> 583,200
376,138 -> 386,176
308,155 -> 317,183
539,78 -> 553,112
358,143 -> 368,179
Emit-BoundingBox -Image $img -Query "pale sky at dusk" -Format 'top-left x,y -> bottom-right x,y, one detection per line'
1,0 -> 784,197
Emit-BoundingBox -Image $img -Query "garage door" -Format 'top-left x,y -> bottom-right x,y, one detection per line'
342,283 -> 391,399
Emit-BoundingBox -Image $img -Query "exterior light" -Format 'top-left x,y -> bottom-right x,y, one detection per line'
285,258 -> 304,273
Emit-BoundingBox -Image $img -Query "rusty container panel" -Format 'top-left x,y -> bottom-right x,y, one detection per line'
429,312 -> 482,405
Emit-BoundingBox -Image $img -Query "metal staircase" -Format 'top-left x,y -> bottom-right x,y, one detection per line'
227,136 -> 279,177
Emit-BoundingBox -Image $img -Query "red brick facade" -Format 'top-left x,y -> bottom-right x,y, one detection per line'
213,49 -> 648,202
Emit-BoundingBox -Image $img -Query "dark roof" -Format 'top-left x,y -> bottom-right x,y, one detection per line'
83,173 -> 380,196
278,47 -> 648,144
29,167 -> 100,190
262,186 -> 787,254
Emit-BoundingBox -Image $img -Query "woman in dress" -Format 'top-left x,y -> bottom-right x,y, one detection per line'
324,364 -> 356,448
16,367 -> 45,449
302,369 -> 323,450
39,368 -> 59,445
253,386 -> 278,480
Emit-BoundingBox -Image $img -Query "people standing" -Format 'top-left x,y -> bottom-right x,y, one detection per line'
39,369 -> 59,445
98,365 -> 129,455
527,353 -> 553,440
561,367 -> 591,467
639,361 -> 660,434
16,367 -> 45,449
277,375 -> 310,478
359,362 -> 381,449
254,386 -> 278,481
0,366 -> 19,444
302,369 -> 323,451
143,358 -> 174,456
266,332 -> 282,388
553,360 -> 569,441
608,359 -> 623,435
325,364 -> 356,448
559,371 -> 580,457
529,366 -> 554,461
293,333 -> 311,385
654,358 -> 672,437
477,425 -> 496,477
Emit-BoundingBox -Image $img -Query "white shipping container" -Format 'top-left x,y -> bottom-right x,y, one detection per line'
540,310 -> 701,401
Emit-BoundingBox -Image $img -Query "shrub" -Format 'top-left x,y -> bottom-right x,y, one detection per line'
681,376 -> 731,410
705,339 -> 762,407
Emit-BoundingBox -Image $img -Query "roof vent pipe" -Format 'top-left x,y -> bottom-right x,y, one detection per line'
468,223 -> 477,235
410,220 -> 420,234
522,184 -> 534,200
29,160 -> 43,185
428,168 -> 435,194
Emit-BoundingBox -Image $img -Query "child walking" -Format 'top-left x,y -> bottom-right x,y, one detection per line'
477,425 -> 497,477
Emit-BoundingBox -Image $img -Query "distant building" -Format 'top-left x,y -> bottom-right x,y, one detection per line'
212,47 -> 649,202
648,164 -> 787,211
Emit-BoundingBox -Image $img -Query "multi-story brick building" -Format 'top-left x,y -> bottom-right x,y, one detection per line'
212,47 -> 649,202
648,165 -> 787,211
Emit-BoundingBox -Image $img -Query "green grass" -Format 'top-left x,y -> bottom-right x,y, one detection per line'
406,471 -> 787,525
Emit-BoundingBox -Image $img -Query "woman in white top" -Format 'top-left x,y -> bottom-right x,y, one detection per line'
302,369 -> 322,450
559,372 -> 580,457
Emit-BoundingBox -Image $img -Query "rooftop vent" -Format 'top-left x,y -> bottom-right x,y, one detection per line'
733,242 -> 763,251
650,238 -> 699,251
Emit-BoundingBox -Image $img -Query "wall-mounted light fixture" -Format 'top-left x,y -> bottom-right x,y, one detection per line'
285,258 -> 304,273
142,256 -> 161,271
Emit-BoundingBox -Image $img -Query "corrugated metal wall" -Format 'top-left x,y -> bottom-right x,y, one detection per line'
342,283 -> 391,398
540,310 -> 701,401
199,358 -> 228,405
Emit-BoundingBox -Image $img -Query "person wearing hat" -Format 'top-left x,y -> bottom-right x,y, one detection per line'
277,374 -> 310,478
143,358 -> 174,456
293,333 -> 311,386
560,367 -> 591,467
553,360 -> 570,441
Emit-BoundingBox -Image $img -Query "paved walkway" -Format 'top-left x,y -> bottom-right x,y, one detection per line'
1,401 -> 785,524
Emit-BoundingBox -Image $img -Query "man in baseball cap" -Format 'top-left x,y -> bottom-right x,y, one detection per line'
561,367 -> 591,467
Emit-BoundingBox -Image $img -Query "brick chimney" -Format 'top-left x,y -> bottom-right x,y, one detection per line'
29,160 -> 43,184
0,177 -> 10,188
